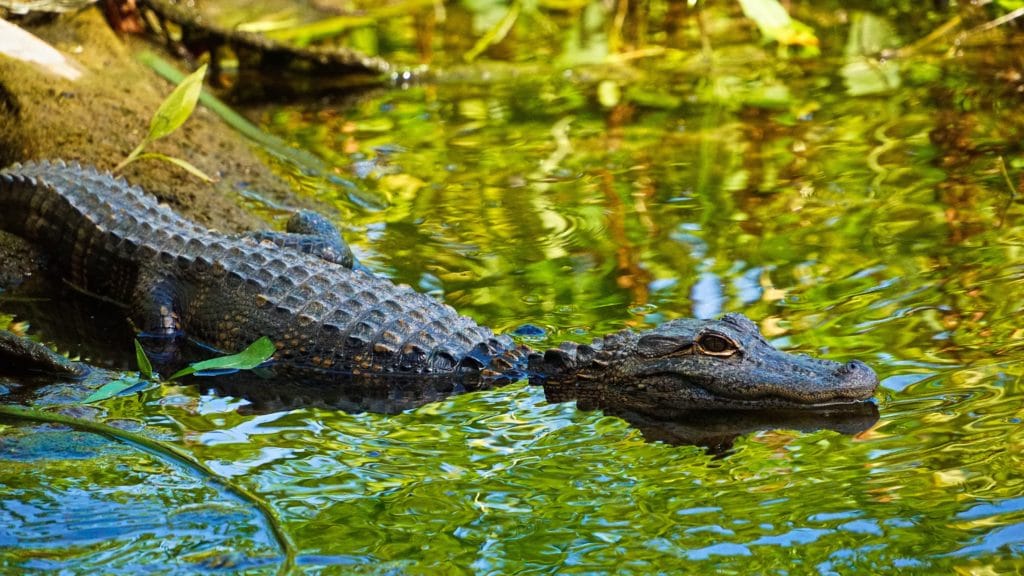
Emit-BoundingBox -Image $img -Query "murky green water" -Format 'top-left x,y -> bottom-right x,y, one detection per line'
4,2 -> 1024,574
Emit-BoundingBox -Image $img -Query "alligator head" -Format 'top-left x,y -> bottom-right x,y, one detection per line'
528,313 -> 878,417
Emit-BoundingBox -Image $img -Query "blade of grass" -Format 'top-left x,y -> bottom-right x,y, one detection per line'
134,339 -> 154,379
134,152 -> 214,182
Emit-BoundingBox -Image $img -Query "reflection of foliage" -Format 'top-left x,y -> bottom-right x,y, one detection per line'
253,2 -> 1024,371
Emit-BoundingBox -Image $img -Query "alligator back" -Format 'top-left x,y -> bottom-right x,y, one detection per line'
0,159 -> 206,300
0,161 -> 517,380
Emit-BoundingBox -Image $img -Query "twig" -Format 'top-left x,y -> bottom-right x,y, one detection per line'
996,156 -> 1018,228
963,6 -> 1024,37
894,15 -> 962,58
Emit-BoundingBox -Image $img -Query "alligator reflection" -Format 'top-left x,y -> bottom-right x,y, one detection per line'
603,405 -> 879,454
0,281 -> 137,371
205,372 -> 469,415
205,374 -> 878,452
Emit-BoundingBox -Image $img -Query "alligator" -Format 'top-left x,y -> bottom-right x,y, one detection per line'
0,160 -> 878,416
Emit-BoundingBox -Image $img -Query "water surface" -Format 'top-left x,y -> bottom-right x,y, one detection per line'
3,2 -> 1024,573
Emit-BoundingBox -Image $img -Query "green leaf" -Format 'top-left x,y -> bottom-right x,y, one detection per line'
844,11 -> 900,58
84,376 -> 150,404
597,80 -> 620,108
737,0 -> 819,50
134,340 -> 153,380
134,152 -> 215,182
169,336 -> 277,380
147,63 -> 207,143
737,0 -> 792,34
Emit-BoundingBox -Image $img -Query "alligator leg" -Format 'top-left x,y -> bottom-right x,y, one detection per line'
130,270 -> 182,337
244,211 -> 356,268
0,330 -> 87,377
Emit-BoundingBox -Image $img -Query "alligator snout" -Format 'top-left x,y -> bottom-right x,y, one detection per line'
834,359 -> 879,400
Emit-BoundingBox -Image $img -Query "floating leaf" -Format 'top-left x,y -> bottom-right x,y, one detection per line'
169,336 -> 276,380
83,376 -> 152,404
148,63 -> 207,142
134,339 -> 153,380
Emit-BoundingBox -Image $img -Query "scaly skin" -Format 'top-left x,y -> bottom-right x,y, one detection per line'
0,160 -> 879,414
0,161 -> 521,383
527,313 -> 879,415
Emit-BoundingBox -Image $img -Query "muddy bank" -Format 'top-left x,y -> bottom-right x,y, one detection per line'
0,8 -> 319,290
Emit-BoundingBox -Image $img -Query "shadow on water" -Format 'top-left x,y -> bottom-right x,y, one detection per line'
0,279 -> 136,371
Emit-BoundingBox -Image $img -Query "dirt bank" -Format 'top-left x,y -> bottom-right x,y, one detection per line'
0,8 -> 315,288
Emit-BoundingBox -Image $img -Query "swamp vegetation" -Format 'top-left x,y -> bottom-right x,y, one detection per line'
2,0 -> 1024,573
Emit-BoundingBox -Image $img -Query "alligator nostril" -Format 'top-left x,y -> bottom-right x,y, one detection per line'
839,359 -> 879,387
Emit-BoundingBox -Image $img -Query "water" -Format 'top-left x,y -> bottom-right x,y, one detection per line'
4,2 -> 1024,574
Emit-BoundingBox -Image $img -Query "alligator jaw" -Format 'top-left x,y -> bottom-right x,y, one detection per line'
672,355 -> 880,408
642,366 -> 877,408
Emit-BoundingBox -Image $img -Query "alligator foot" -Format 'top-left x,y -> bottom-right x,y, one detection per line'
243,211 -> 356,268
131,272 -> 183,337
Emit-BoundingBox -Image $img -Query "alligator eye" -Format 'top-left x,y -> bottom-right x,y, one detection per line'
696,333 -> 738,357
